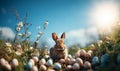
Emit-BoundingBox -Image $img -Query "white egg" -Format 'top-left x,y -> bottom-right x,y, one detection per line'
29,59 -> 35,66
76,58 -> 83,66
88,50 -> 93,55
44,55 -> 50,59
46,59 -> 53,66
4,64 -> 12,71
69,58 -> 76,65
72,63 -> 80,70
31,66 -> 38,71
65,58 -> 70,64
39,64 -> 47,71
39,58 -> 46,65
84,61 -> 91,69
33,56 -> 39,63
0,58 -> 7,66
11,58 -> 19,67
80,49 -> 86,56
66,65 -> 72,70
67,54 -> 72,59
54,63 -> 61,70
59,59 -> 65,64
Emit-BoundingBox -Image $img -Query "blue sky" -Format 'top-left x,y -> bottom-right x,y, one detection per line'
0,0 -> 120,47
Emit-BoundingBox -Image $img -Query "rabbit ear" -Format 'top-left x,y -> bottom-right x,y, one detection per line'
52,32 -> 58,41
61,32 -> 65,39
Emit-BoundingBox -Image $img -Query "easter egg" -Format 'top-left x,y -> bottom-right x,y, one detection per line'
0,58 -> 7,66
80,49 -> 86,56
59,59 -> 65,64
88,50 -> 93,55
67,54 -> 72,59
69,58 -> 76,65
66,65 -> 72,70
47,69 -> 55,71
31,66 -> 38,71
11,58 -> 19,67
65,58 -> 70,64
39,65 -> 47,71
4,64 -> 12,71
92,56 -> 99,65
29,59 -> 35,66
100,53 -> 110,67
33,56 -> 39,63
39,58 -> 46,65
117,53 -> 120,64
26,61 -> 33,69
84,61 -> 91,69
46,59 -> 53,66
72,63 -> 80,70
76,58 -> 83,66
54,63 -> 61,70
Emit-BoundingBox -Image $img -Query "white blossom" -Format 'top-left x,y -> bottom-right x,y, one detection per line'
18,33 -> 22,37
17,22 -> 23,27
16,27 -> 21,31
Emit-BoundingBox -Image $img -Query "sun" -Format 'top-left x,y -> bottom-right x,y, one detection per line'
90,1 -> 119,32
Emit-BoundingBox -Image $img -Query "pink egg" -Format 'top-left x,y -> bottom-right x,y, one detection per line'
72,63 -> 80,70
39,64 -> 47,71
80,49 -> 86,56
31,66 -> 38,71
4,64 -> 12,71
39,58 -> 46,65
76,58 -> 83,66
0,58 -> 7,66
69,58 -> 76,65
59,59 -> 65,64
65,58 -> 70,65
84,61 -> 91,69
86,52 -> 92,58
33,56 -> 39,63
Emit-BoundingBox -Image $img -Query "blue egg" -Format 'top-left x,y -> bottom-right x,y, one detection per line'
46,59 -> 53,66
100,53 -> 110,67
26,62 -> 33,69
117,53 -> 120,64
54,63 -> 61,70
92,56 -> 99,65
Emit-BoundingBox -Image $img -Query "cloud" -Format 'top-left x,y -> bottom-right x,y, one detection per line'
65,27 -> 99,47
0,27 -> 15,39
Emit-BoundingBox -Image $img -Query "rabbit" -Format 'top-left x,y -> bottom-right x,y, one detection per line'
50,32 -> 68,61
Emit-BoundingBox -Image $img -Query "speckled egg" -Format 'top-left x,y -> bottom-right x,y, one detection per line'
72,63 -> 80,70
31,66 -> 38,71
92,56 -> 99,65
59,59 -> 65,64
69,58 -> 76,65
11,58 -> 19,67
84,61 -> 91,69
76,58 -> 83,66
39,64 -> 47,71
39,58 -> 46,65
32,56 -> 39,63
80,49 -> 86,56
54,63 -> 61,70
46,59 -> 53,66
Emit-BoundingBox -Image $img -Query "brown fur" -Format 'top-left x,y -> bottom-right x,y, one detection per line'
50,32 -> 68,61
